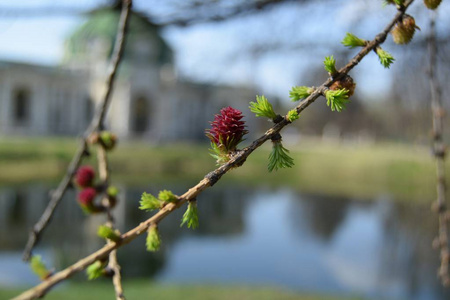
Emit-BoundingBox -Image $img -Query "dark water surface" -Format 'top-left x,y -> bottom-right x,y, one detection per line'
0,183 -> 448,300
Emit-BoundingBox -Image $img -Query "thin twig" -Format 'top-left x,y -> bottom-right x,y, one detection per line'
22,140 -> 89,261
0,0 -> 301,25
22,0 -> 133,262
108,249 -> 125,300
97,145 -> 126,300
12,2 -> 416,299
428,10 -> 449,287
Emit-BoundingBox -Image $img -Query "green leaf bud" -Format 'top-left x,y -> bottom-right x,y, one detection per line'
375,47 -> 395,68
325,89 -> 350,112
287,110 -> 299,122
86,260 -> 106,280
99,131 -> 117,151
341,33 -> 367,49
146,225 -> 161,252
139,192 -> 162,211
181,201 -> 199,229
158,190 -> 178,203
107,185 -> 119,198
249,95 -> 277,120
30,255 -> 51,280
289,86 -> 314,102
97,225 -> 121,242
324,56 -> 337,75
383,0 -> 404,6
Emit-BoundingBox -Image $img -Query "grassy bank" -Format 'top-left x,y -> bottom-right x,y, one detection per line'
0,137 -> 448,202
0,281 -> 357,300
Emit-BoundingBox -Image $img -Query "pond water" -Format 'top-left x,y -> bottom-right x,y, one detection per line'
0,182 -> 449,300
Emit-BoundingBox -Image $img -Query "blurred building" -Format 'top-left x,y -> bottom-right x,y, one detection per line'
0,9 -> 255,141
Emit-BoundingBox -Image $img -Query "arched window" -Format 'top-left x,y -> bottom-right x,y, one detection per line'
13,87 -> 30,123
131,96 -> 149,133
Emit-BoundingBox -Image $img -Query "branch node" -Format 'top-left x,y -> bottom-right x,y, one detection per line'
82,149 -> 91,157
205,171 -> 219,186
271,133 -> 282,143
431,201 -> 446,213
433,146 -> 447,158
273,115 -> 284,124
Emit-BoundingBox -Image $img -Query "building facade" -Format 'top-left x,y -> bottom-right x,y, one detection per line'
0,9 -> 256,142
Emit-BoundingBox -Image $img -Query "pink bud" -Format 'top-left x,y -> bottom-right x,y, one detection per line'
78,187 -> 97,206
75,166 -> 96,187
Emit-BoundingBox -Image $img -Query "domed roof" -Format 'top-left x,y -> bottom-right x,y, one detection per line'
64,8 -> 172,65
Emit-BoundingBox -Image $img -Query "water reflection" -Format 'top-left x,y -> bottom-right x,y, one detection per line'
0,184 -> 449,300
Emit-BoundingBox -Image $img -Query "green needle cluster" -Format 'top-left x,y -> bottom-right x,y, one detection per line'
324,55 -> 337,75
376,47 -> 395,68
268,141 -> 295,172
341,33 -> 367,49
181,201 -> 199,229
249,95 -> 277,119
325,89 -> 350,112
289,86 -> 314,102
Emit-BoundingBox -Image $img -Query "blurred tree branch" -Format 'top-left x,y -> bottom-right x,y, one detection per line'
22,0 -> 132,262
96,143 -> 126,299
0,0 -> 331,26
428,10 -> 449,287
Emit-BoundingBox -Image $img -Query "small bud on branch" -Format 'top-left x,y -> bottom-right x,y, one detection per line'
30,255 -> 52,280
99,131 -> 117,151
287,110 -> 299,122
391,14 -> 420,45
424,0 -> 442,9
158,190 -> 178,203
97,225 -> 121,242
86,260 -> 106,280
75,166 -> 95,188
139,192 -> 162,211
181,201 -> 199,229
329,75 -> 356,97
107,186 -> 119,198
384,0 -> 405,6
146,225 -> 161,252
78,187 -> 101,214
90,131 -> 118,150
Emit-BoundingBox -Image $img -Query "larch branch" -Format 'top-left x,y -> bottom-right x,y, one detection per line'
12,2 -> 416,299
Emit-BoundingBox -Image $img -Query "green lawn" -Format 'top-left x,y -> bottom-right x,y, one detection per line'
0,137 -> 448,202
1,281 -> 359,300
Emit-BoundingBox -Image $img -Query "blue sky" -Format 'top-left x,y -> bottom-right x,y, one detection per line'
0,0 -> 446,101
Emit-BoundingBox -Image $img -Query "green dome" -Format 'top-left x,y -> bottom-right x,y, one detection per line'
64,9 -> 172,65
